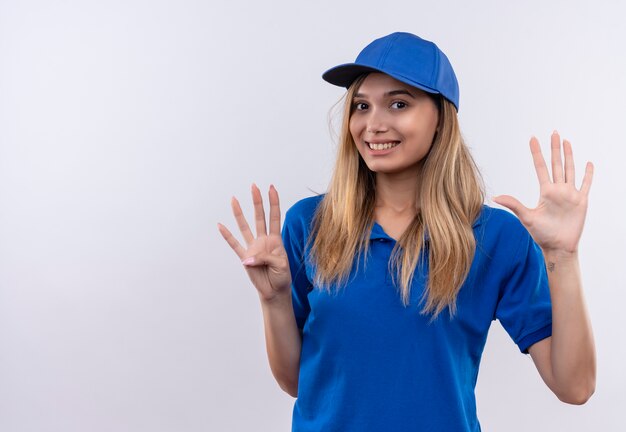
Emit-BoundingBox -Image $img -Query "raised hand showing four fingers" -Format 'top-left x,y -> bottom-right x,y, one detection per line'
217,184 -> 292,303
493,131 -> 594,255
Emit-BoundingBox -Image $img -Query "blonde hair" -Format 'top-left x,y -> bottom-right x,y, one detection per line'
308,73 -> 485,321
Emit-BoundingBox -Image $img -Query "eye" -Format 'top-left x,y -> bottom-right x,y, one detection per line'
353,102 -> 368,111
391,101 -> 407,109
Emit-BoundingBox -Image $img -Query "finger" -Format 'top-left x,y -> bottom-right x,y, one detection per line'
242,250 -> 287,270
217,222 -> 247,260
563,139 -> 575,185
231,196 -> 255,246
529,137 -> 551,186
580,162 -> 594,196
492,194 -> 530,223
252,183 -> 267,237
268,184 -> 281,236
551,130 -> 564,183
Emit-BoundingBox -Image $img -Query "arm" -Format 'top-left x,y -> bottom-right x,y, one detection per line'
527,250 -> 596,404
494,131 -> 596,404
218,184 -> 302,397
260,293 -> 302,398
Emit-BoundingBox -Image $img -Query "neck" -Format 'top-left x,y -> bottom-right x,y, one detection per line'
374,169 -> 420,216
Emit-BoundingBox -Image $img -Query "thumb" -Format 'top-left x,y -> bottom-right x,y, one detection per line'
492,194 -> 527,219
242,251 -> 287,270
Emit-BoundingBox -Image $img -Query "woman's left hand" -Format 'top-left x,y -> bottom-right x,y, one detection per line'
493,131 -> 594,255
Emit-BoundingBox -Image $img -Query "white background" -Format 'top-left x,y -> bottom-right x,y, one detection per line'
1,0 -> 624,430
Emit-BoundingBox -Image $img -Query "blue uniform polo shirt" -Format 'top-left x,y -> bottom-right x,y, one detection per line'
281,194 -> 552,432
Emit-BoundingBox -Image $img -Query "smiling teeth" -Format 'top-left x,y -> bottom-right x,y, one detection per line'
368,142 -> 399,150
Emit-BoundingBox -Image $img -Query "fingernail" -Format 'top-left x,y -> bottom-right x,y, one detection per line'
553,129 -> 558,135
242,257 -> 255,265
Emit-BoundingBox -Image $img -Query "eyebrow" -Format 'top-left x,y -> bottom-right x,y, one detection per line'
353,89 -> 416,99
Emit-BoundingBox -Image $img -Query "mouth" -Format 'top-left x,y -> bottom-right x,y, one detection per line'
366,141 -> 400,151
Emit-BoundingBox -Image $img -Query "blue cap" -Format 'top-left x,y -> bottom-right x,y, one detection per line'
322,32 -> 460,111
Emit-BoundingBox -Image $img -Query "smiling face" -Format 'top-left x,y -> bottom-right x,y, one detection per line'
349,73 -> 440,176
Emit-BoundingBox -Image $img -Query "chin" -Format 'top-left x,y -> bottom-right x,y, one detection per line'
366,164 -> 401,174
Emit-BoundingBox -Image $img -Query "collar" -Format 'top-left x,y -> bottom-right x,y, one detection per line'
369,206 -> 485,242
370,221 -> 396,241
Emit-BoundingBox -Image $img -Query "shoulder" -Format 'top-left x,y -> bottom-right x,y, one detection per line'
284,193 -> 326,224
475,204 -> 526,235
282,193 -> 326,252
474,204 -> 532,255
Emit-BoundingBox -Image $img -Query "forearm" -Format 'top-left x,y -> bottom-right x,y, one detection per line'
544,250 -> 596,402
260,293 -> 302,397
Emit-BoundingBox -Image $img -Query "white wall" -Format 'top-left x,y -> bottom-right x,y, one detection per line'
0,0 -> 623,430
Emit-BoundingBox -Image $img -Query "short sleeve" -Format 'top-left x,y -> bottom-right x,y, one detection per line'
495,225 -> 553,354
281,206 -> 313,333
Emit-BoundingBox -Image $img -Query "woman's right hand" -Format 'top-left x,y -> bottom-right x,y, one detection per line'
217,183 -> 292,303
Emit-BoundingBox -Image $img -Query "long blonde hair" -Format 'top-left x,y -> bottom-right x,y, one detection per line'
308,73 -> 485,320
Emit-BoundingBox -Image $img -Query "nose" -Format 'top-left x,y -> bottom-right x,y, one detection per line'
365,109 -> 389,134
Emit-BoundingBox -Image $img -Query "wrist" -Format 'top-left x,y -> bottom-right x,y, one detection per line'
542,248 -> 579,262
260,290 -> 293,308
542,249 -> 580,275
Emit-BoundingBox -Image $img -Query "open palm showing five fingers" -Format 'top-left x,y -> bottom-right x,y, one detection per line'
217,184 -> 292,303
493,131 -> 594,254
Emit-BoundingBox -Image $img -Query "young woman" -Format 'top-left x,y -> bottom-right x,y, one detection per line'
217,32 -> 596,431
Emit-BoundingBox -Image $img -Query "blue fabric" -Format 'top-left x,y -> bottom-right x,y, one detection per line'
282,194 -> 552,432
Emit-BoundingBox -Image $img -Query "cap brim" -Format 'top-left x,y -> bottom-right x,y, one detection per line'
322,63 -> 441,99
322,63 -> 383,88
